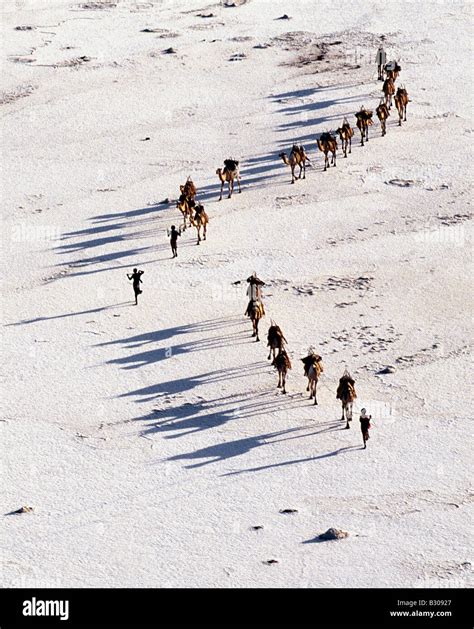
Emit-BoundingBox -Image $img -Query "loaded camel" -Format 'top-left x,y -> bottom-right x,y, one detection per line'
376,100 -> 390,137
317,132 -> 337,171
267,322 -> 287,361
355,107 -> 373,146
279,144 -> 311,183
216,159 -> 241,200
384,60 -> 401,82
272,349 -> 291,394
247,300 -> 264,342
244,273 -> 265,342
336,370 -> 357,429
176,177 -> 197,228
394,86 -> 409,125
190,203 -> 209,244
301,350 -> 324,405
382,77 -> 396,109
335,119 -> 354,158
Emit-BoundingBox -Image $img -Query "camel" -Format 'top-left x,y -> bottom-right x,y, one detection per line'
335,119 -> 354,158
279,144 -> 311,183
272,348 -> 291,394
267,321 -> 287,361
336,371 -> 357,429
190,203 -> 208,244
301,351 -> 324,405
216,159 -> 241,200
384,60 -> 401,82
176,177 -> 197,228
394,86 -> 409,125
247,299 -> 264,341
176,194 -> 194,228
382,77 -> 395,109
376,100 -> 390,137
317,132 -> 337,171
181,177 -> 197,200
355,107 -> 373,146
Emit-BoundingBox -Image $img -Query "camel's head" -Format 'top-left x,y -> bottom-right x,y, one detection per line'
216,168 -> 222,175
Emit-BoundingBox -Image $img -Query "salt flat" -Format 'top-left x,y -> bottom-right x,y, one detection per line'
1,0 -> 472,588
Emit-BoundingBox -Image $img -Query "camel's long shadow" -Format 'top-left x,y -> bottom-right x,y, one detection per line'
270,83 -> 364,101
136,388 -> 315,426
166,422 -> 342,468
97,315 -> 245,349
6,302 -> 131,326
119,360 -> 270,403
104,330 -> 252,369
276,93 -> 368,117
222,444 -> 361,476
53,244 -> 155,269
137,389 -> 314,439
52,230 -> 198,277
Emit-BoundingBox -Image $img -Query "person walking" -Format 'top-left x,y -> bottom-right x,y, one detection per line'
168,225 -> 181,258
127,268 -> 144,305
360,408 -> 372,448
375,45 -> 387,80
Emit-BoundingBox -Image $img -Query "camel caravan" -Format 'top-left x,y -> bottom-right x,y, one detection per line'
172,51 -> 410,239
164,50 -> 410,427
240,277 -> 364,430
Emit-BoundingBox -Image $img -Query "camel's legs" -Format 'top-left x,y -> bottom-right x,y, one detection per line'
302,161 -> 306,179
348,137 -> 352,154
282,375 -> 286,394
218,181 -> 224,201
277,372 -> 281,388
291,165 -> 295,184
227,178 -> 233,199
341,402 -> 345,421
314,382 -> 318,405
237,175 -> 241,194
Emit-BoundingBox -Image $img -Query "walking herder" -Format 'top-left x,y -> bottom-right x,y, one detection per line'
127,268 -> 144,305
